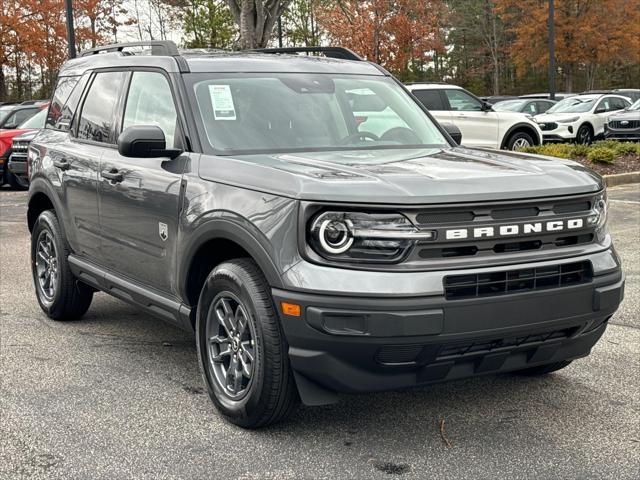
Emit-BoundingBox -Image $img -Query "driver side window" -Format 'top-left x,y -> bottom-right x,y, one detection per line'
445,89 -> 483,111
596,98 -> 610,113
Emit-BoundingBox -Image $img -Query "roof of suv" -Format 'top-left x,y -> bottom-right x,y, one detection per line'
58,42 -> 384,77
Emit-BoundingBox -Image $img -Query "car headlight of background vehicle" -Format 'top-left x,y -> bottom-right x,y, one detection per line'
587,191 -> 608,241
308,211 -> 433,263
557,116 -> 580,123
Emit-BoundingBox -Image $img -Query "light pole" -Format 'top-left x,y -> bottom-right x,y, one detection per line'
548,0 -> 555,99
64,0 -> 76,59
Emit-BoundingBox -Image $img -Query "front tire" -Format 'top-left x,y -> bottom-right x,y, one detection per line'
576,125 -> 593,144
196,259 -> 298,428
31,210 -> 93,320
506,131 -> 535,150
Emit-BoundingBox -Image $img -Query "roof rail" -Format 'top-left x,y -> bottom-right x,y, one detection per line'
252,46 -> 363,61
79,40 -> 181,57
78,40 -> 189,72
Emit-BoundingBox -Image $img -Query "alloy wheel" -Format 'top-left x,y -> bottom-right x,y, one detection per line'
35,230 -> 58,301
206,292 -> 256,399
512,137 -> 531,149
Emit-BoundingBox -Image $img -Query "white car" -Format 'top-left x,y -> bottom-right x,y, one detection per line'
533,94 -> 632,144
406,83 -> 543,150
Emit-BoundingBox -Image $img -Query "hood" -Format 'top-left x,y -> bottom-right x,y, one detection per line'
534,112 -> 585,122
198,147 -> 602,204
13,130 -> 39,142
0,128 -> 33,140
607,109 -> 640,121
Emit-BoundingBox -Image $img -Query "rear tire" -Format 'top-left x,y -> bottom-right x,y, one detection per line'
196,258 -> 299,428
514,360 -> 573,376
506,131 -> 535,150
31,210 -> 93,320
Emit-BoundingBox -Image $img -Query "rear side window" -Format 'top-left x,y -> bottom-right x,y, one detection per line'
77,71 -> 126,143
412,90 -> 445,110
122,71 -> 178,148
47,74 -> 89,131
47,76 -> 79,130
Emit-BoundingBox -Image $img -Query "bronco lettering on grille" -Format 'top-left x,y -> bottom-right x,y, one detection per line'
445,218 -> 584,240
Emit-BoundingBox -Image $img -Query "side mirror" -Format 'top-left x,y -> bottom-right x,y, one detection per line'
117,125 -> 182,159
594,107 -> 606,114
441,122 -> 462,145
481,101 -> 493,112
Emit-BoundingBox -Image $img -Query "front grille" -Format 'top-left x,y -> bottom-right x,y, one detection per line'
10,140 -> 29,162
609,120 -> 640,129
538,122 -> 558,131
409,194 -> 597,261
443,261 -> 592,300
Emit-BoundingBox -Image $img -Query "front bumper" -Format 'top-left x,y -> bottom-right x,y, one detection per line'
274,250 -> 624,404
604,125 -> 640,141
540,123 -> 577,142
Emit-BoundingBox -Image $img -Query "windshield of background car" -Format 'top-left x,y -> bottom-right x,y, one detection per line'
629,99 -> 640,111
19,108 -> 47,129
546,97 -> 597,114
493,100 -> 526,112
188,73 -> 449,155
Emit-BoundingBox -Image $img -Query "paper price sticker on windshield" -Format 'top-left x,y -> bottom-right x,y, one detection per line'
209,85 -> 236,120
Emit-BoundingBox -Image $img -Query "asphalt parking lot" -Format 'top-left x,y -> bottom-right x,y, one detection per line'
1,184 -> 638,480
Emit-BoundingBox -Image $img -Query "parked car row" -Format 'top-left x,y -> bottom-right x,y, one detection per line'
408,84 -> 638,148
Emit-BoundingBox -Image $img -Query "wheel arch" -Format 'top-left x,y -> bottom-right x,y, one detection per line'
179,219 -> 284,316
27,179 -> 62,232
501,122 -> 541,149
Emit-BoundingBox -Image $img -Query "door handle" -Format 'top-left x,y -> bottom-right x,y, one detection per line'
53,159 -> 70,170
101,168 -> 124,183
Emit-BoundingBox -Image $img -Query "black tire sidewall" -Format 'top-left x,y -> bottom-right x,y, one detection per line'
196,262 -> 277,425
577,125 -> 592,144
31,211 -> 70,316
507,132 -> 534,150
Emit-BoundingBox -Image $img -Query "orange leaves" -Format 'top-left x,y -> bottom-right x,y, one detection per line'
495,0 -> 640,78
316,0 -> 448,73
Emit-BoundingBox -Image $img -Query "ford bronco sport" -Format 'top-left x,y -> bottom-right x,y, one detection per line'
27,41 -> 624,428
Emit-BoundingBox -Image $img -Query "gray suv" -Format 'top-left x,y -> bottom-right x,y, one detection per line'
27,41 -> 624,428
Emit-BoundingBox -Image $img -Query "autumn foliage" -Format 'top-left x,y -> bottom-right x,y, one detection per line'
317,0 -> 448,74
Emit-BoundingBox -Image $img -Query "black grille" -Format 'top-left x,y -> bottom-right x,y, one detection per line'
609,120 -> 640,129
376,345 -> 424,365
443,261 -> 592,300
538,122 -> 558,131
415,211 -> 474,224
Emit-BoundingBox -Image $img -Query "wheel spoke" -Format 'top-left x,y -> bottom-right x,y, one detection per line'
235,307 -> 248,335
239,352 -> 252,378
226,356 -> 239,393
233,360 -> 243,392
216,298 -> 236,335
240,341 -> 254,362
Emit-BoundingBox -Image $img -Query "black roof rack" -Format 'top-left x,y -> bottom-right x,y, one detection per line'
78,40 -> 189,72
79,40 -> 181,57
252,47 -> 363,61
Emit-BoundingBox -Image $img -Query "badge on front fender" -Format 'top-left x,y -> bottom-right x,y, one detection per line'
159,222 -> 168,241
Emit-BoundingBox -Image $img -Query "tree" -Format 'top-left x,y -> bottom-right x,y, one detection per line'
222,0 -> 292,49
316,1 -> 448,78
496,0 -> 640,91
282,0 -> 323,47
183,0 -> 236,48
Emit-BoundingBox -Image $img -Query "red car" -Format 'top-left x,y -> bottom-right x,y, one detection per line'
0,107 -> 47,188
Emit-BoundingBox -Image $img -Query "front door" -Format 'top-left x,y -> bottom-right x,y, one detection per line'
443,89 -> 500,148
98,70 -> 185,293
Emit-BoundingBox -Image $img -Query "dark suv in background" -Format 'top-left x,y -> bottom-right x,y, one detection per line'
27,42 -> 624,428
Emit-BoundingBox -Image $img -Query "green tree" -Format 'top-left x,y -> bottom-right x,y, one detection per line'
183,0 -> 236,48
282,0 -> 323,46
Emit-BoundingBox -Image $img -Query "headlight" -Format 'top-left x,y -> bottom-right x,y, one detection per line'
557,116 -> 580,123
587,191 -> 608,240
309,211 -> 433,263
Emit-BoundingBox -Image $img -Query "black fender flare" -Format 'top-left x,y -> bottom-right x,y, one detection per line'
177,216 -> 284,304
27,177 -> 66,232
501,122 -> 541,148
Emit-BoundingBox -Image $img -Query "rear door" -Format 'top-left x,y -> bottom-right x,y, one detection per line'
411,89 -> 453,126
61,71 -> 127,260
443,89 -> 500,148
98,70 -> 185,293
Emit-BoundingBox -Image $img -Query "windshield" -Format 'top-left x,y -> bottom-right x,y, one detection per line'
492,100 -> 526,112
188,73 -> 448,155
629,99 -> 640,111
547,97 -> 597,114
19,108 -> 46,129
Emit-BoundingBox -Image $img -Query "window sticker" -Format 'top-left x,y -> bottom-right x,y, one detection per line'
209,85 -> 236,120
